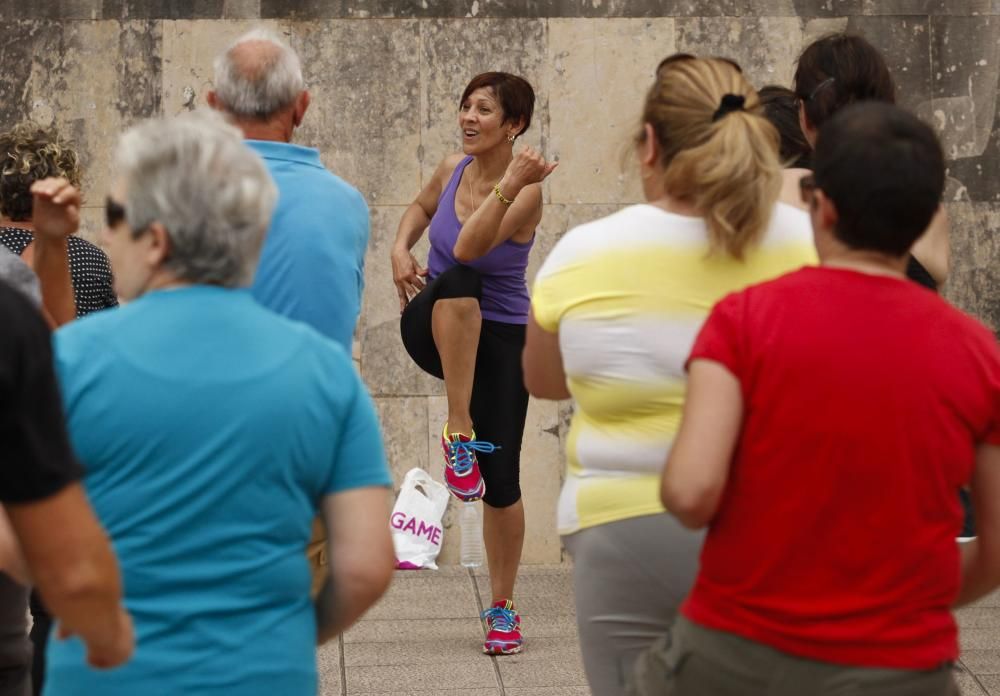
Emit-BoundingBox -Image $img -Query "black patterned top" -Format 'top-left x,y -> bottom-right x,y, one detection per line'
0,227 -> 118,316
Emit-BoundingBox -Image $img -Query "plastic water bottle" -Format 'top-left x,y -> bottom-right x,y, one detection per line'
460,501 -> 483,567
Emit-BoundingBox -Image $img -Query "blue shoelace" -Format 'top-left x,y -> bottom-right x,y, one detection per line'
449,438 -> 498,475
481,605 -> 516,632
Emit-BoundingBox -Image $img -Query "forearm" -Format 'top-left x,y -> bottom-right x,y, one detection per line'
453,179 -> 524,262
394,203 -> 432,252
31,237 -> 76,325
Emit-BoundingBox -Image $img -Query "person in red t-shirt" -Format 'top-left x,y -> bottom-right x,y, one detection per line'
630,103 -> 1000,696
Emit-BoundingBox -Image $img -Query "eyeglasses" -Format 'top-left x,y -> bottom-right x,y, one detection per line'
798,174 -> 818,205
656,52 -> 744,76
105,196 -> 126,228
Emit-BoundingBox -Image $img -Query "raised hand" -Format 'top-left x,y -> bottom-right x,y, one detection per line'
391,245 -> 429,312
502,147 -> 559,192
31,178 -> 81,240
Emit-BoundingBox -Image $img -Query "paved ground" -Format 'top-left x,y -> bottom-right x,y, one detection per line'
317,564 -> 1000,695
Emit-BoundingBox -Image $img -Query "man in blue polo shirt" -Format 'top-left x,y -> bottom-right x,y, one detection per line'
208,28 -> 371,589
208,28 -> 368,352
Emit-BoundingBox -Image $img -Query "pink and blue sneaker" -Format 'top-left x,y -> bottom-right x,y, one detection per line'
482,599 -> 522,655
441,424 -> 494,502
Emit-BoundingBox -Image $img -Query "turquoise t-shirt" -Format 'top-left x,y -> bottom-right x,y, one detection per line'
45,286 -> 391,696
248,140 -> 369,353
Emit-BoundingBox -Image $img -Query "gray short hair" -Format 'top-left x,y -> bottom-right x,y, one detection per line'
213,28 -> 304,120
115,110 -> 277,288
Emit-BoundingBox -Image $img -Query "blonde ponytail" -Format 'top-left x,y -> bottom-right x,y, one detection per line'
644,58 -> 783,259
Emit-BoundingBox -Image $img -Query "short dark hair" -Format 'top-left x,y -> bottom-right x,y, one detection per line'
460,72 -> 535,138
793,33 -> 895,130
758,85 -> 811,168
813,102 -> 944,256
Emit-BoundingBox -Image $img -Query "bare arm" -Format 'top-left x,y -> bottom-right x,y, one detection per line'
523,309 -> 571,400
661,359 -> 744,529
6,483 -> 133,668
911,206 -> 950,288
314,487 -> 395,643
453,147 -> 556,263
391,156 -> 461,311
956,443 -> 1000,607
30,178 -> 81,326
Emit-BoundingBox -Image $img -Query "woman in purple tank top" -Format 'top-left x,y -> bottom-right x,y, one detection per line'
391,72 -> 556,656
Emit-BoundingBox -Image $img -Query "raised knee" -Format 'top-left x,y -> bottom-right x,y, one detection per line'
434,296 -> 481,320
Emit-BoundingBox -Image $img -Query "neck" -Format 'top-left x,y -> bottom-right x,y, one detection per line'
471,145 -> 514,185
235,117 -> 294,143
647,193 -> 700,218
821,248 -> 908,278
1,217 -> 33,231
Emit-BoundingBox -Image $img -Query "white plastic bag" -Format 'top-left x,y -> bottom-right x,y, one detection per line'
389,467 -> 449,570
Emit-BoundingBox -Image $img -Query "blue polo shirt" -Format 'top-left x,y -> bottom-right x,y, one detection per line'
45,285 -> 391,696
248,140 -> 369,351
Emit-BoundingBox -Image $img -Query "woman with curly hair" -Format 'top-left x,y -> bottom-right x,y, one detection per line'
0,122 -> 118,321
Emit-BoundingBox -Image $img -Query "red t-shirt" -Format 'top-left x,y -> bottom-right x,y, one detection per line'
682,266 -> 1000,669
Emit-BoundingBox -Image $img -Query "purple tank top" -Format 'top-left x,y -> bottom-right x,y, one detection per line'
427,156 -> 533,324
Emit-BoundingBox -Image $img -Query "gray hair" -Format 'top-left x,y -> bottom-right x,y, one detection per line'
213,28 -> 304,120
115,110 -> 277,288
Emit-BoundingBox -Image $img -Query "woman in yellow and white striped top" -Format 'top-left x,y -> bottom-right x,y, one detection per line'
523,55 -> 817,696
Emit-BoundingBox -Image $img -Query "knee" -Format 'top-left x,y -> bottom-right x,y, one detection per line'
437,264 -> 483,300
483,484 -> 521,509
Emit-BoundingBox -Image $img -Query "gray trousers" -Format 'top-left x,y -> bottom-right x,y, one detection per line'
563,514 -> 704,696
630,616 -> 958,696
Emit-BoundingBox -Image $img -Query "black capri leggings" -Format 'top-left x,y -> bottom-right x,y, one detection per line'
400,264 -> 528,509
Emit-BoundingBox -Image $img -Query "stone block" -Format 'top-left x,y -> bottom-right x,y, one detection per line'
375,396 -> 429,489
845,15 -> 932,112
0,20 -> 161,216
419,18 -> 548,188
361,319 -> 445,397
943,202 -> 1000,335
675,16 -> 804,90
546,18 -> 674,206
223,0 -> 260,18
0,0 -> 100,19
290,19 -> 422,206
105,0 -> 226,18
160,20 -> 280,123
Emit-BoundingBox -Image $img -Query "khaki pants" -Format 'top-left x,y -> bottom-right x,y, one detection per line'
629,616 -> 958,696
308,516 -> 328,598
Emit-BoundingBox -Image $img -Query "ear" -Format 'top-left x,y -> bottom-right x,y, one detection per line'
509,115 -> 526,139
206,90 -> 219,111
639,122 -> 659,168
799,101 -> 817,148
292,91 -> 310,128
813,188 -> 838,231
145,222 -> 172,268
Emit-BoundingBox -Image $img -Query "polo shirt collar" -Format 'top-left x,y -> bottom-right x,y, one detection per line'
246,139 -> 324,168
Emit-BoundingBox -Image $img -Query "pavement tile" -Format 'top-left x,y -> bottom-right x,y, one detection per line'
955,668 -> 989,695
515,615 -> 580,639
317,639 -> 342,695
962,652 -> 1000,676
959,608 -> 1000,629
498,658 -> 590,689
344,638 -> 488,667
499,637 -> 583,665
346,661 -> 499,692
961,628 -> 1000,651
350,692 -> 499,696
506,689 -> 593,696
344,618 -> 484,644
365,576 -> 478,620
975,675 -> 1000,694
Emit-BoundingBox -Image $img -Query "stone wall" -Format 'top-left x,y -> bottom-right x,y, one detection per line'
1,1 -> 997,563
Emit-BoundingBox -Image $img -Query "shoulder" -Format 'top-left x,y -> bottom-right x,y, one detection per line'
0,227 -> 32,255
67,235 -> 112,267
434,153 -> 468,184
536,205 -> 650,282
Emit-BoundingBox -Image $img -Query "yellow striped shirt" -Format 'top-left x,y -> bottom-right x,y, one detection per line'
531,203 -> 818,535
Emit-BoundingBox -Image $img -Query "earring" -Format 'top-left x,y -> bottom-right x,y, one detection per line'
507,134 -> 516,143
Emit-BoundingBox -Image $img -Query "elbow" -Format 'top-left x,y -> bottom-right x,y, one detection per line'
452,242 -> 479,264
661,482 -> 717,530
35,560 -> 118,612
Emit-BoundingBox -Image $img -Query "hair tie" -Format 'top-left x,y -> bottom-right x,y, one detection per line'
712,94 -> 746,122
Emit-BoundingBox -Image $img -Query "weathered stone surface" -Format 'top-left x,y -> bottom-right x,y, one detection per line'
419,18 -> 548,187
0,0 -> 100,19
291,19 -> 422,206
0,20 -> 160,212
944,203 -> 1000,337
846,15 -> 932,112
104,0 -> 225,19
547,18 -> 674,206
223,0 -> 260,18
675,16 -> 804,89
376,396 -> 430,489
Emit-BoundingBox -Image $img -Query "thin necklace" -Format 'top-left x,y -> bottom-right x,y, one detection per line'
466,161 -> 479,211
